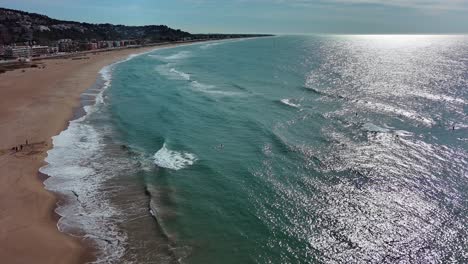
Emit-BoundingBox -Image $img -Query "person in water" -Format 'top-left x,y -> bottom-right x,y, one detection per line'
215,144 -> 225,150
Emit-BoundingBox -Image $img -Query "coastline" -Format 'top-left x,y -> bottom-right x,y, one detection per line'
0,41 -> 204,263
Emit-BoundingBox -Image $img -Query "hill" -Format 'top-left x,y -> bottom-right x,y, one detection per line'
0,7 -> 192,45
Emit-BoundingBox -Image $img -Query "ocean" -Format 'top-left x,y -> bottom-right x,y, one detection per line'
40,35 -> 468,263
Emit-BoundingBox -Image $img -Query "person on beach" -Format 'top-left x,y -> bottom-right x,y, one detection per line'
26,140 -> 28,145
20,145 -> 23,151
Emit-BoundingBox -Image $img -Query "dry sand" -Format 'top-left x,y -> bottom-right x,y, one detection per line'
0,44 -> 186,263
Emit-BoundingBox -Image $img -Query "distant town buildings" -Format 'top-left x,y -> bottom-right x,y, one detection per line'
3,45 -> 59,59
89,43 -> 98,50
4,46 -> 32,59
1,38 -> 161,60
49,46 -> 59,54
31,46 -> 50,57
58,39 -> 75,52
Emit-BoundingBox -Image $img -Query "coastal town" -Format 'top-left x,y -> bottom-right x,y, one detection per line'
0,38 -> 193,61
0,7 -> 269,64
0,6 -> 276,264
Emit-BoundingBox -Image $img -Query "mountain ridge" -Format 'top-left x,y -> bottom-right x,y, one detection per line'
0,7 -> 193,45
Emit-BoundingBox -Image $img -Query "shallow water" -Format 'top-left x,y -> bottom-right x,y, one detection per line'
43,36 -> 468,263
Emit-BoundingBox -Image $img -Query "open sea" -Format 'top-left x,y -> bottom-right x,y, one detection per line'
40,35 -> 468,263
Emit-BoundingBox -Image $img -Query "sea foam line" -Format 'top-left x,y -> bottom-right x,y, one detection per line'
39,48 -> 159,263
149,50 -> 192,61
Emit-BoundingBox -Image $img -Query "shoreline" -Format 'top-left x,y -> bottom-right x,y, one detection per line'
0,40 -> 210,263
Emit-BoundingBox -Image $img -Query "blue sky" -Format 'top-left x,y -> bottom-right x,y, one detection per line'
1,0 -> 468,34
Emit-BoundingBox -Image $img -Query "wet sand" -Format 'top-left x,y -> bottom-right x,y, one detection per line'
0,44 -> 189,263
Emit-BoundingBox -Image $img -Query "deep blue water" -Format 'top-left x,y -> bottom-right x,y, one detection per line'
43,36 -> 468,263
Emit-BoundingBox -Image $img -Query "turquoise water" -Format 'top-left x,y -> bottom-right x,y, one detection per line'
43,36 -> 468,263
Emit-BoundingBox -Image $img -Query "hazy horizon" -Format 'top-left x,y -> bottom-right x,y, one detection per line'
1,0 -> 468,34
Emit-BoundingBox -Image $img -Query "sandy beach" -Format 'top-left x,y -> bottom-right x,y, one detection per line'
0,44 -> 185,263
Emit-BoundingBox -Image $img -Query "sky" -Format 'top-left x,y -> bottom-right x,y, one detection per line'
1,0 -> 468,34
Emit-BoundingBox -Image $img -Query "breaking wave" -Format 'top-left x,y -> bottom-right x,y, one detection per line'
153,143 -> 197,170
280,98 -> 301,108
39,52 -> 150,263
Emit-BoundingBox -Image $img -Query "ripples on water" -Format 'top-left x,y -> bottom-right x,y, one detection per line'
254,36 -> 468,263
46,36 -> 468,263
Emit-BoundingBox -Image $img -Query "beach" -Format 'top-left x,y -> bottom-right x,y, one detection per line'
0,44 -> 185,263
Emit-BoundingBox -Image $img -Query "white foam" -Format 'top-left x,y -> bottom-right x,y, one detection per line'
170,68 -> 191,80
200,42 -> 222,49
190,80 -> 215,90
190,81 -> 243,96
153,52 -> 245,97
155,66 -> 241,97
359,101 -> 435,126
165,51 -> 192,60
94,51 -> 143,106
40,117 -> 128,263
149,50 -> 192,61
280,99 -> 301,108
38,50 -> 155,263
410,91 -> 466,104
199,38 -> 248,50
153,144 -> 197,170
155,65 -> 193,82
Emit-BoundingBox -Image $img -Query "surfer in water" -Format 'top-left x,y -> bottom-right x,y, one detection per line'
215,144 -> 225,150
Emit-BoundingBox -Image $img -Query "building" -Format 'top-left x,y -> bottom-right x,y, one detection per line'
32,45 -> 50,57
84,42 -> 98,50
4,46 -> 32,59
120,40 -> 137,47
98,41 -> 109,49
58,39 -> 75,52
49,46 -> 59,54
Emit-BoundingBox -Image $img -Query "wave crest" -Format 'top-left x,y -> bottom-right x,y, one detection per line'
153,144 -> 197,170
280,98 -> 300,108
